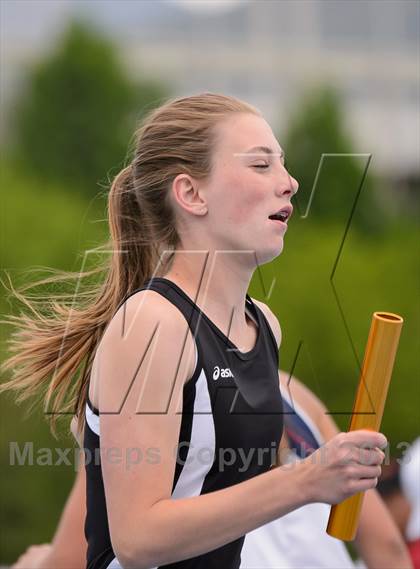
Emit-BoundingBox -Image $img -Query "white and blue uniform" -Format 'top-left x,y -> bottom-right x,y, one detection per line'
241,388 -> 356,568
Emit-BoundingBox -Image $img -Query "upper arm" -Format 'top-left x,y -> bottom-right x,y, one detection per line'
355,489 -> 413,566
70,416 -> 83,448
94,291 -> 197,557
251,298 -> 282,349
45,448 -> 87,567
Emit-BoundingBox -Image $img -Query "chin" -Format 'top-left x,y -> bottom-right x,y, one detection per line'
255,244 -> 284,266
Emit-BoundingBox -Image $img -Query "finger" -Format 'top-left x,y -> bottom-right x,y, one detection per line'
351,476 -> 379,494
354,447 -> 385,466
345,430 -> 387,450
354,464 -> 382,479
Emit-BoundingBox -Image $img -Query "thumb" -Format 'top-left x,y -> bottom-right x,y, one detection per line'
345,429 -> 388,449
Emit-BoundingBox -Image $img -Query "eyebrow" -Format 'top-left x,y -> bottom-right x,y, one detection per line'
234,146 -> 285,160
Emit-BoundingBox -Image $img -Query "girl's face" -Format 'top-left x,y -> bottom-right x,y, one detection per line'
202,112 -> 299,266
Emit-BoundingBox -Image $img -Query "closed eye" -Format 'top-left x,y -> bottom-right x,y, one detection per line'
252,163 -> 269,169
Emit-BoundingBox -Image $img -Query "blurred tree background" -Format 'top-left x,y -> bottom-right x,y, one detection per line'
281,84 -> 389,235
7,19 -> 167,197
0,18 -> 170,562
1,18 -> 419,565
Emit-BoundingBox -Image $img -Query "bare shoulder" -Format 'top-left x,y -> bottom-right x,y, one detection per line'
104,288 -> 191,338
248,298 -> 324,419
90,289 -> 197,410
250,296 -> 340,440
250,297 -> 282,348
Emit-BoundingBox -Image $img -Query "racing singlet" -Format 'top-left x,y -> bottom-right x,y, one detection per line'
84,276 -> 284,569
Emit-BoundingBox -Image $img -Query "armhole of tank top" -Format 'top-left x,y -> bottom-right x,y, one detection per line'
185,331 -> 202,386
251,301 -> 280,366
86,337 -> 202,415
85,337 -> 201,421
114,284 -> 202,387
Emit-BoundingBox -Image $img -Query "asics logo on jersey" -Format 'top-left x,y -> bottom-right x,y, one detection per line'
212,366 -> 234,380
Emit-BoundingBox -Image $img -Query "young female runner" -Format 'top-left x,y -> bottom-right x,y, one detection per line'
2,93 -> 388,569
11,371 -> 411,569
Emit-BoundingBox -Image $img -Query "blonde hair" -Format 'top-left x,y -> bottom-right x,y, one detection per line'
0,92 -> 260,437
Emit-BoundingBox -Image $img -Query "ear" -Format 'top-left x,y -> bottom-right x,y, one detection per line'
171,173 -> 208,217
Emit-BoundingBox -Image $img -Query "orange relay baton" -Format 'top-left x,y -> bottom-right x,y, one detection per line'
326,311 -> 404,541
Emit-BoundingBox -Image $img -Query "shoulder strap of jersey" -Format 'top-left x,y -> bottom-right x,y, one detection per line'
248,298 -> 280,366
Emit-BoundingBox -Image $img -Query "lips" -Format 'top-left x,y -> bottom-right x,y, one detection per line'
268,204 -> 293,223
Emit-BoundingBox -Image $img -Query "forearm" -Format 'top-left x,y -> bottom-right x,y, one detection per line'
43,452 -> 87,568
355,489 -> 413,569
118,461 -> 310,568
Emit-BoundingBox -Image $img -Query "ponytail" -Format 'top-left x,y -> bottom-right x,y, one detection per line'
0,92 -> 259,437
0,162 -> 158,437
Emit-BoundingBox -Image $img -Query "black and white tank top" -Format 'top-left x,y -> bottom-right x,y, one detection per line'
84,276 -> 284,569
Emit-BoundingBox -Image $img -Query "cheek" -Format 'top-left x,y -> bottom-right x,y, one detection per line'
223,173 -> 265,225
230,202 -> 257,225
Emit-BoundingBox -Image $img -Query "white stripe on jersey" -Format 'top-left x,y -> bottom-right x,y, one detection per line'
86,401 -> 100,435
172,368 -> 216,499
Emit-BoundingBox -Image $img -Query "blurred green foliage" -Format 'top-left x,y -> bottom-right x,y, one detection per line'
0,159 -> 107,562
281,85 -> 389,235
6,19 -> 168,197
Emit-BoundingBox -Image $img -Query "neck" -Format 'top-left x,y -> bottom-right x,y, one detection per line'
161,248 -> 257,340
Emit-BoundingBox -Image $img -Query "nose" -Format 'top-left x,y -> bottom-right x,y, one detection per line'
276,170 -> 299,197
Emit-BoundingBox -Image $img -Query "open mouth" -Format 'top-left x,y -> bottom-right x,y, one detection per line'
268,211 -> 289,223
268,205 -> 293,223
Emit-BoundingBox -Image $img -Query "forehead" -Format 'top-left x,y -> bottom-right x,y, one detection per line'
214,112 -> 283,156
